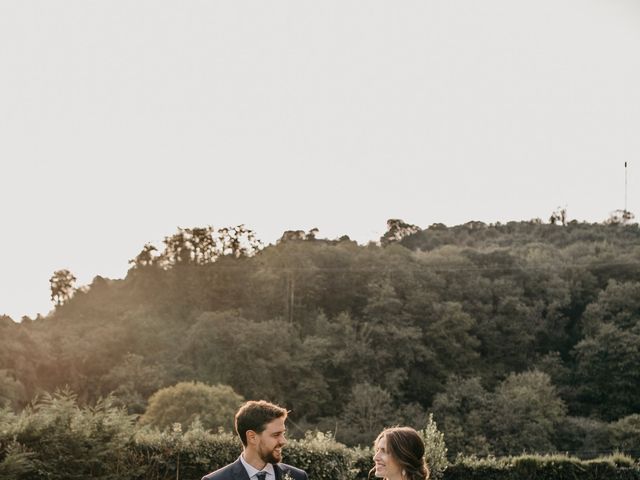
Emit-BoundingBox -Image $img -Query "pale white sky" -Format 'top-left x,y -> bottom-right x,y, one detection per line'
1,0 -> 639,321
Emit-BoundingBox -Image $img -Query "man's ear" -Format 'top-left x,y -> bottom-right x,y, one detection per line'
246,430 -> 257,445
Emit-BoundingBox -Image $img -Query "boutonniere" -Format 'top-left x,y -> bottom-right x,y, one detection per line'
283,471 -> 294,480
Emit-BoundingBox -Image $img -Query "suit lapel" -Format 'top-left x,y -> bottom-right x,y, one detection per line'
232,457 -> 252,480
273,463 -> 283,480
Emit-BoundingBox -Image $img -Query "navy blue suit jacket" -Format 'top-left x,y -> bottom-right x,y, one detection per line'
201,457 -> 308,480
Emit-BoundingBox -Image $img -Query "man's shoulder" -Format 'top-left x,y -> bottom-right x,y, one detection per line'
277,463 -> 308,480
201,461 -> 239,480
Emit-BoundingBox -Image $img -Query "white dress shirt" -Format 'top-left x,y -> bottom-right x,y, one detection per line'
240,453 -> 276,480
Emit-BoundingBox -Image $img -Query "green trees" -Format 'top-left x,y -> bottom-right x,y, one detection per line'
140,382 -> 244,431
0,390 -> 137,479
573,325 -> 640,420
610,414 -> 640,454
431,376 -> 491,456
49,269 -> 76,306
4,220 -> 640,454
572,281 -> 640,419
100,354 -> 166,414
129,243 -> 158,269
0,370 -> 27,410
337,383 -> 396,446
488,371 -> 566,455
157,225 -> 263,267
433,372 -> 566,457
181,311 -> 298,402
380,218 -> 421,246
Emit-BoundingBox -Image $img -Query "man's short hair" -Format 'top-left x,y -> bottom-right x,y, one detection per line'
235,400 -> 288,446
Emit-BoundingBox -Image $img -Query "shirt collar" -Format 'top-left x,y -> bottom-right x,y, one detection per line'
240,453 -> 276,480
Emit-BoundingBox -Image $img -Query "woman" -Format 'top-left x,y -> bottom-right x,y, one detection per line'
370,427 -> 430,480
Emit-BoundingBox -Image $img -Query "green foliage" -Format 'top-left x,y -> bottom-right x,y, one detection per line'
337,383 -> 396,446
0,370 -> 27,410
420,414 -> 448,479
488,371 -> 566,455
181,312 -> 299,402
0,440 -> 34,479
446,454 -> 640,480
434,372 -> 567,457
431,376 -> 491,457
350,446 -> 374,480
1,394 -> 639,480
133,423 -> 241,480
380,219 -> 422,246
555,416 -> 611,458
284,431 -> 353,480
49,268 -> 77,307
610,414 -> 640,456
133,426 -> 352,480
140,382 -> 244,432
100,353 -> 166,414
156,224 -> 263,267
4,220 -> 640,455
0,389 -> 139,480
572,281 -> 640,420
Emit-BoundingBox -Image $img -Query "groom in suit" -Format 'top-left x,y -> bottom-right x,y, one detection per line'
201,400 -> 308,480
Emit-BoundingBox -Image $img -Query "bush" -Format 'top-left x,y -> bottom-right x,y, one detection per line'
140,382 -> 244,431
610,414 -> 640,456
421,414 -> 448,479
350,446 -> 373,480
555,416 -> 611,458
2,393 -> 639,480
283,431 -> 353,480
445,453 -> 640,480
132,427 -> 353,480
0,390 -> 139,480
133,422 -> 242,480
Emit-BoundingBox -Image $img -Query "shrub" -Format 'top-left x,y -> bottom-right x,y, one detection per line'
134,422 -> 241,480
0,390 -> 139,480
555,416 -> 611,458
421,414 -> 448,479
140,382 -> 244,432
132,427 -> 352,480
284,431 -> 353,480
610,414 -> 640,456
445,453 -> 640,480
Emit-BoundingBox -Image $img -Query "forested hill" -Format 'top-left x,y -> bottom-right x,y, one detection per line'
2,220 -> 640,456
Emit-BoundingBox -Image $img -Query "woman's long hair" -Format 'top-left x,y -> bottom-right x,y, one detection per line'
368,427 -> 430,480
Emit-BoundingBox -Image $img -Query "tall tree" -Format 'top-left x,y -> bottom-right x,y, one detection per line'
488,371 -> 566,455
431,376 -> 491,457
49,269 -> 76,306
217,224 -> 262,258
128,243 -> 158,269
380,219 -> 421,246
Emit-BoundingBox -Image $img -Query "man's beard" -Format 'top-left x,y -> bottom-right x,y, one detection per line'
259,445 -> 282,464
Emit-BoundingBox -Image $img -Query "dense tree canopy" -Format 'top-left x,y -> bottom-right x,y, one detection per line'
2,220 -> 640,456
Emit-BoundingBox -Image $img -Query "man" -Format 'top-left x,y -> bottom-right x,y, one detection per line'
202,400 -> 308,480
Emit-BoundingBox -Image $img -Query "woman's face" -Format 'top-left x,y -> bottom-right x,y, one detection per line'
373,435 -> 402,479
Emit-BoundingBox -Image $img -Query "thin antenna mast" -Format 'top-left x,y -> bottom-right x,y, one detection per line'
625,161 -> 628,213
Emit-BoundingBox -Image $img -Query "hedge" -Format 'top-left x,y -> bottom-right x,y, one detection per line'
132,427 -> 352,480
1,394 -> 639,480
445,453 -> 640,480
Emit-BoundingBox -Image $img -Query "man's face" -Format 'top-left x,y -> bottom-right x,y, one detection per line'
255,416 -> 287,464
